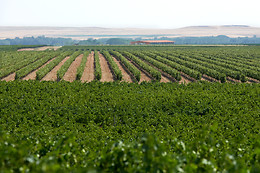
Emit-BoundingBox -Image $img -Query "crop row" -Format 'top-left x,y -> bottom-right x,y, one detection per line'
166,51 -> 248,81
57,51 -> 82,81
130,51 -> 181,81
154,51 -> 227,83
36,51 -> 73,80
15,52 -> 60,79
76,51 -> 90,80
110,50 -> 141,82
94,50 -> 102,80
141,51 -> 201,80
101,50 -> 122,80
1,51 -> 47,78
121,51 -> 161,81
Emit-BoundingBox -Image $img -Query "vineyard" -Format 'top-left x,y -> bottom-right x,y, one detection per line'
1,45 -> 260,83
0,45 -> 260,172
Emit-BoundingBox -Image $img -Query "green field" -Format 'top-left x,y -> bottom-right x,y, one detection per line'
0,80 -> 260,172
0,45 -> 260,172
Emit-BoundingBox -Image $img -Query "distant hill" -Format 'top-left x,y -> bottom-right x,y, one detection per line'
0,25 -> 260,40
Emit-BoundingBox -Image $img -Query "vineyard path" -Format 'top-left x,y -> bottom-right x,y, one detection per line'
1,73 -> 15,82
63,54 -> 83,82
98,52 -> 114,82
81,51 -> 95,82
111,56 -> 133,83
22,57 -> 56,80
41,56 -> 70,81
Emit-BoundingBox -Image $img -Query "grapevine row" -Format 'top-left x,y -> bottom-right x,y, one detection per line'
110,50 -> 141,82
130,51 -> 181,81
36,51 -> 73,80
76,51 -> 90,80
101,50 -> 122,81
94,50 -> 102,80
142,51 -> 201,80
120,51 -> 161,81
154,51 -> 227,83
57,51 -> 82,81
15,52 -> 59,79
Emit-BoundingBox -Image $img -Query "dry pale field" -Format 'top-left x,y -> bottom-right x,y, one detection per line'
1,26 -> 260,40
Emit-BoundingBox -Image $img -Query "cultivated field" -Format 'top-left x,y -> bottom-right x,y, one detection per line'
0,45 -> 260,172
1,45 -> 260,84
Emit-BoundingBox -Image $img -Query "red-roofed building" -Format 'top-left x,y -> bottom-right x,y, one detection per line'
130,40 -> 175,45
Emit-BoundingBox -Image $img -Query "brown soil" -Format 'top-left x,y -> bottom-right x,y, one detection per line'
81,52 -> 95,82
1,73 -> 15,82
137,59 -> 171,83
98,52 -> 114,82
63,54 -> 83,82
111,56 -> 133,83
22,57 -> 56,80
179,75 -> 192,84
178,71 -> 199,84
201,74 -> 219,82
124,59 -> 152,83
247,77 -> 259,83
160,76 -> 170,83
41,56 -> 70,81
226,76 -> 241,83
139,71 -> 152,82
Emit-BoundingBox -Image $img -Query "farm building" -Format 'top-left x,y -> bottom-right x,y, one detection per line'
131,40 -> 175,45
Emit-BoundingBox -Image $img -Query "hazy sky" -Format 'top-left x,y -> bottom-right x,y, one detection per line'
1,0 -> 259,28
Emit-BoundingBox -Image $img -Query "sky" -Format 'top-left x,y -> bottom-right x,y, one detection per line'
0,0 -> 260,28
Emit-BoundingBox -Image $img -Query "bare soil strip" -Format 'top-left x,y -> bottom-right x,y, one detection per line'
123,57 -> 152,82
247,77 -> 259,83
129,60 -> 152,83
111,56 -> 133,83
41,56 -> 70,81
1,73 -> 15,82
98,52 -> 114,82
22,57 -> 56,80
179,75 -> 192,84
63,54 -> 83,82
201,74 -> 219,82
226,76 -> 240,83
139,59 -> 171,83
81,52 -> 95,82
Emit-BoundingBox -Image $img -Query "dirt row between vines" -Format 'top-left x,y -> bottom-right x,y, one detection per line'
1,73 -> 15,82
22,57 -> 57,80
41,56 -> 71,81
81,52 -> 95,82
63,54 -> 83,82
98,52 -> 114,82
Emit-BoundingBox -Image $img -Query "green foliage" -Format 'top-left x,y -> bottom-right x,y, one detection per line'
94,50 -> 102,80
0,81 -> 259,172
76,51 -> 90,80
131,51 -> 181,81
57,51 -> 81,81
1,51 -> 45,78
143,51 -> 201,80
36,51 -> 73,80
122,51 -> 161,81
110,50 -> 141,82
15,51 -> 59,79
101,50 -> 122,80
